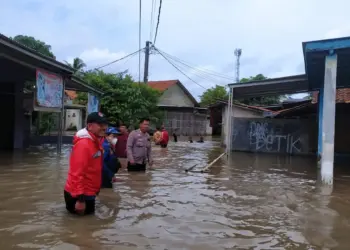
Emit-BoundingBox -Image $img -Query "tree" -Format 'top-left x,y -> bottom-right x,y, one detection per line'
65,57 -> 86,76
199,85 -> 228,107
239,74 -> 282,105
11,35 -> 55,58
77,70 -> 163,126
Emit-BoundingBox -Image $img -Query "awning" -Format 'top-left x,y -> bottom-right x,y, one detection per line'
228,74 -> 309,99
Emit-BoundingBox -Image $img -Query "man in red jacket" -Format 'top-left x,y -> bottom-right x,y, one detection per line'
64,112 -> 108,215
159,125 -> 169,148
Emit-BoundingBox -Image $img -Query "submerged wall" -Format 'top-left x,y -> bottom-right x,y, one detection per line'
231,118 -> 310,155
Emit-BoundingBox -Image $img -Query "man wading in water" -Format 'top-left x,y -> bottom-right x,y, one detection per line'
64,112 -> 108,215
127,118 -> 153,171
115,122 -> 128,170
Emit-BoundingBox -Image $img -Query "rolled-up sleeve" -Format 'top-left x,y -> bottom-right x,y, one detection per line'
127,131 -> 135,162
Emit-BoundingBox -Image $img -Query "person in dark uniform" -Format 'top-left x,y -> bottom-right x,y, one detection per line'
101,127 -> 120,188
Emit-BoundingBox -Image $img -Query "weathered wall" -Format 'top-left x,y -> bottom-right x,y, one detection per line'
163,110 -> 207,135
158,84 -> 195,107
222,105 -> 264,147
232,118 -> 310,155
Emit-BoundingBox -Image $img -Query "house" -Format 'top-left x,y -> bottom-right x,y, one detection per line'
147,80 -> 209,136
209,101 -> 270,147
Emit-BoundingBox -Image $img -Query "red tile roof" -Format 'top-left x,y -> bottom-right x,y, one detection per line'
147,80 -> 178,91
312,89 -> 350,104
65,90 -> 78,100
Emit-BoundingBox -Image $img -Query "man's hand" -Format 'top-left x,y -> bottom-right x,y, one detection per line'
129,160 -> 135,165
75,201 -> 86,215
148,160 -> 153,167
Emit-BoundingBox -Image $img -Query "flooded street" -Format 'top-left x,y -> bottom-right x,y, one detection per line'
0,140 -> 350,249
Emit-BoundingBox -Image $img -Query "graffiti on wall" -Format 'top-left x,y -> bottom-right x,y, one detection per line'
231,119 -> 307,154
248,121 -> 301,153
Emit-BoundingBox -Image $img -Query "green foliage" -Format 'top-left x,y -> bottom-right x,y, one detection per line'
38,113 -> 55,135
199,85 -> 228,107
239,74 -> 282,105
64,57 -> 86,77
11,35 -> 55,58
79,70 -> 163,126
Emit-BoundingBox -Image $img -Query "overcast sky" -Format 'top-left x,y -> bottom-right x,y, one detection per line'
1,0 -> 349,100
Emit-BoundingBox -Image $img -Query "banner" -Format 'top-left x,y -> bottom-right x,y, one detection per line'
35,69 -> 63,109
87,93 -> 99,114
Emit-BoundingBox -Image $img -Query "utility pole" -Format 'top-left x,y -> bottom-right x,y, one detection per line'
234,48 -> 242,83
143,41 -> 151,83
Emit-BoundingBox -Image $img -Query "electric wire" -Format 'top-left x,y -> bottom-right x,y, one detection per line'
149,0 -> 157,41
153,0 -> 162,45
138,0 -> 142,83
156,47 -> 235,81
94,49 -> 143,70
157,51 -> 225,85
154,47 -> 207,90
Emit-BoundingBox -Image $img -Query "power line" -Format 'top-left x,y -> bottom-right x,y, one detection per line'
155,50 -> 226,85
154,47 -> 207,90
156,48 -> 235,81
94,49 -> 143,70
156,50 -> 231,84
149,0 -> 157,41
138,0 -> 142,83
153,0 -> 163,45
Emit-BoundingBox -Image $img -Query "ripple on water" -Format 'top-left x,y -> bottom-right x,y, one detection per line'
0,140 -> 349,249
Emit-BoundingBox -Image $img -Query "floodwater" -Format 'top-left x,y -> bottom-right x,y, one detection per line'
0,139 -> 350,249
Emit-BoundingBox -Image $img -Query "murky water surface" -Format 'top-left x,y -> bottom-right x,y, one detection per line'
0,139 -> 350,249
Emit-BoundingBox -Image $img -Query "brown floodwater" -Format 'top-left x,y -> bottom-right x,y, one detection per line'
0,139 -> 350,249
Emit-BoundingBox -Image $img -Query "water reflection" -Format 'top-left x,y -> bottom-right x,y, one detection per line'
0,141 -> 349,249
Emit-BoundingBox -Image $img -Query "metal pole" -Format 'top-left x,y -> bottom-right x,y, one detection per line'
228,87 -> 233,152
143,41 -> 151,83
226,85 -> 232,153
57,78 -> 66,154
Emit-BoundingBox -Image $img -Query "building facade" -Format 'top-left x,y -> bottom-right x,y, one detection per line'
148,80 -> 209,136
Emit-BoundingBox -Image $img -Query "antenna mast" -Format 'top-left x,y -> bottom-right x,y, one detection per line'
234,49 -> 242,83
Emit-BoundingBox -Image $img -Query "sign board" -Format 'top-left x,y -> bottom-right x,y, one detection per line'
34,69 -> 64,112
87,93 -> 99,114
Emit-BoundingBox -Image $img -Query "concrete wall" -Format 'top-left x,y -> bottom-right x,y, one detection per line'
158,84 -> 195,107
231,118 -> 310,155
222,105 -> 263,146
206,118 -> 212,135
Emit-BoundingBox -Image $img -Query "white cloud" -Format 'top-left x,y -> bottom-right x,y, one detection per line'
2,0 -> 350,98
66,48 -> 128,69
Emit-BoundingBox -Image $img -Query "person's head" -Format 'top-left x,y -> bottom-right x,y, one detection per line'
161,124 -> 165,130
86,112 -> 108,137
105,127 -> 119,145
139,118 -> 150,133
156,126 -> 161,131
119,122 -> 128,134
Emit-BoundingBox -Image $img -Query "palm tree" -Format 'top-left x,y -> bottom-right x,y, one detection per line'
65,57 -> 86,76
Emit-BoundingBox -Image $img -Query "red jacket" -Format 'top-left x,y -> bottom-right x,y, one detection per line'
160,129 -> 169,145
64,128 -> 103,198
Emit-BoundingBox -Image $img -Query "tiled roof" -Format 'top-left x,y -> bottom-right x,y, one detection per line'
147,80 -> 178,91
312,89 -> 350,103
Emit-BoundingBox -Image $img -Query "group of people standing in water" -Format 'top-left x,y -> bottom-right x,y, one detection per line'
63,111 -> 203,215
64,112 -> 155,215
